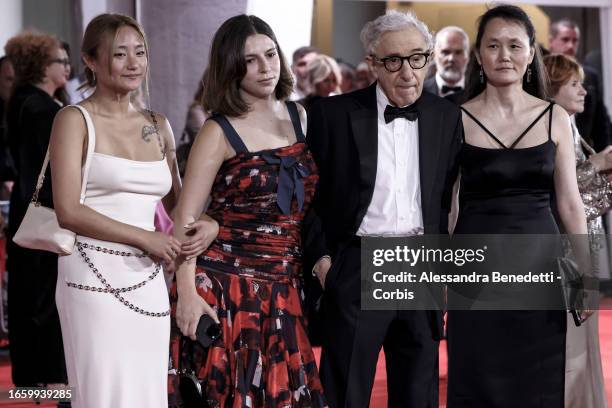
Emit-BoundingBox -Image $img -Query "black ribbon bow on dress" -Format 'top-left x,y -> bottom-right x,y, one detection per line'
441,85 -> 463,94
384,104 -> 419,123
262,154 -> 310,215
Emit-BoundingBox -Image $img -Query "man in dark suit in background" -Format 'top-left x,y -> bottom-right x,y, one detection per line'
423,26 -> 469,105
549,18 -> 612,151
304,10 -> 462,408
0,57 -> 16,197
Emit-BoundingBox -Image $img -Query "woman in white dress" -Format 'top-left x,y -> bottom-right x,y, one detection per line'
48,14 -> 211,407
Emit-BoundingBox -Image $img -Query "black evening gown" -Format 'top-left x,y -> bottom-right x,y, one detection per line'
447,102 -> 566,408
6,84 -> 67,385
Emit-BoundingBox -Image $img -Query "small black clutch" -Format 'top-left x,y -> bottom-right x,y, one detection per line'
178,315 -> 222,407
557,257 -> 585,327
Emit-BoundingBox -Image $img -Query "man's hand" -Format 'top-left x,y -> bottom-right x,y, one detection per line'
313,256 -> 332,289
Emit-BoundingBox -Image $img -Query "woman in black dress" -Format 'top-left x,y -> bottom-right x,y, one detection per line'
446,5 -> 588,407
4,31 -> 70,386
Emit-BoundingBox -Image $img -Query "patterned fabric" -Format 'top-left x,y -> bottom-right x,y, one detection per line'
572,123 -> 612,226
169,133 -> 326,407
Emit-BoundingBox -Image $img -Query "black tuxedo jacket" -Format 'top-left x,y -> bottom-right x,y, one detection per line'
423,77 -> 438,96
303,83 -> 462,269
423,76 -> 468,106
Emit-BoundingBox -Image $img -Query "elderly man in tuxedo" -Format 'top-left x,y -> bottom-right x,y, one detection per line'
304,10 -> 462,408
423,26 -> 469,105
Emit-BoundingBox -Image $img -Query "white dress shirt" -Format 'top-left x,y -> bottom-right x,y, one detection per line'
435,73 -> 465,97
357,85 -> 424,237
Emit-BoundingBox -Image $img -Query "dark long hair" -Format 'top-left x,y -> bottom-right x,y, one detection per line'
80,13 -> 150,101
465,4 -> 548,101
202,15 -> 293,117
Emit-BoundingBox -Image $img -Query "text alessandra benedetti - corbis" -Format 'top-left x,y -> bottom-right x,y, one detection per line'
372,271 -> 557,283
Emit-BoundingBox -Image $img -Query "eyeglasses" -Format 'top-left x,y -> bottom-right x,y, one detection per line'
49,58 -> 70,67
371,52 -> 431,72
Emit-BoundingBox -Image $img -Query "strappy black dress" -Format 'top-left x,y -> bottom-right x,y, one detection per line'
447,102 -> 566,407
169,102 -> 326,407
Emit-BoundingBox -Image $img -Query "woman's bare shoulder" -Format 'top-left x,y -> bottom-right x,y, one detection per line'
54,105 -> 87,132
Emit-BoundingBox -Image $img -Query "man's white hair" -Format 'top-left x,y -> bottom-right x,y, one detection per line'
435,26 -> 470,53
360,10 -> 434,56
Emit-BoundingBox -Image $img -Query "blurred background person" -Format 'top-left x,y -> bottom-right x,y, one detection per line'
549,19 -> 612,152
0,56 -> 14,126
298,54 -> 341,111
584,49 -> 602,79
52,41 -> 72,107
338,60 -> 356,93
0,56 -> 16,199
354,60 -> 375,90
549,19 -> 580,58
290,45 -> 317,100
424,25 -> 469,103
544,53 -> 608,408
4,30 -> 68,388
177,71 -> 206,177
0,57 -> 13,102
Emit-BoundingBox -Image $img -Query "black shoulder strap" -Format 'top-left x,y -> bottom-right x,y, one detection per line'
460,106 -> 507,149
510,102 -> 555,148
548,102 -> 555,141
209,115 -> 249,154
285,101 -> 305,142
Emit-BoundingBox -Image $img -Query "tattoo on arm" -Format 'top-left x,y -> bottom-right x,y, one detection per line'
141,125 -> 156,142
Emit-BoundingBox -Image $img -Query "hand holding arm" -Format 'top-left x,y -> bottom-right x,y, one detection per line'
180,214 -> 219,259
174,119 -> 229,338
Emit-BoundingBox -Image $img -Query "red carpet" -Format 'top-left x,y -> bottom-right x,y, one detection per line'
0,311 -> 610,407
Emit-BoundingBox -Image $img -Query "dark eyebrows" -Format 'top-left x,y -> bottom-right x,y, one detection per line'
245,47 -> 277,57
484,37 -> 524,43
381,48 -> 426,58
115,44 -> 145,50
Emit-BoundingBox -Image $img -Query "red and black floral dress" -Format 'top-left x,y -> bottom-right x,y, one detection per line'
169,101 -> 326,408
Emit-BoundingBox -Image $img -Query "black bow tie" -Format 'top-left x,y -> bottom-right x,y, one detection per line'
384,104 -> 418,123
441,85 -> 463,94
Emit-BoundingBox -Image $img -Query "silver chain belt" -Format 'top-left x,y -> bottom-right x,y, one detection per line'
65,241 -> 170,317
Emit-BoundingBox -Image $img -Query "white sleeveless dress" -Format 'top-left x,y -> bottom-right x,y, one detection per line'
56,105 -> 172,408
